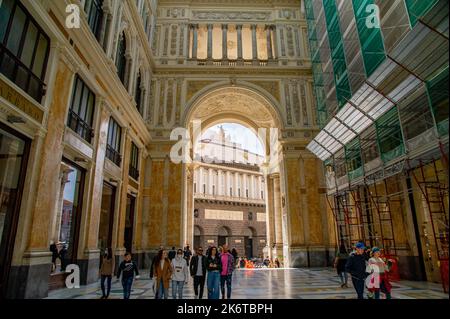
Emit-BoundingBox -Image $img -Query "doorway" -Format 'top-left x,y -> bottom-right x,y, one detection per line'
57,159 -> 85,267
244,237 -> 253,259
98,182 -> 116,254
0,123 -> 30,298
124,194 -> 136,253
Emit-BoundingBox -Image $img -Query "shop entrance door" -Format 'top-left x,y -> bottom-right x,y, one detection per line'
0,124 -> 30,298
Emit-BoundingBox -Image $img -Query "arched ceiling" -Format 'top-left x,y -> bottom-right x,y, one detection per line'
187,86 -> 281,130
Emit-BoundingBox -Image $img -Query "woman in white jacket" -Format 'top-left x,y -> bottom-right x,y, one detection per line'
171,249 -> 190,299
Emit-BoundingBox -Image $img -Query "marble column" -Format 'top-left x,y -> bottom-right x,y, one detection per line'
208,168 -> 213,194
218,170 -> 222,195
272,174 -> 283,252
266,25 -> 274,60
251,24 -> 258,61
222,24 -> 228,60
191,24 -> 198,59
116,130 -> 132,252
207,24 -> 213,60
236,25 -> 243,60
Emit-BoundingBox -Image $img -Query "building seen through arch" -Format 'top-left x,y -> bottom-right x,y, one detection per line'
193,124 -> 267,258
0,0 -> 447,299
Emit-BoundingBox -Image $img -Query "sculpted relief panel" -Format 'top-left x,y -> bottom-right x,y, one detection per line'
192,11 -> 271,21
191,87 -> 278,127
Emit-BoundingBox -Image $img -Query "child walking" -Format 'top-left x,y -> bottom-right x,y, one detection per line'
117,252 -> 140,299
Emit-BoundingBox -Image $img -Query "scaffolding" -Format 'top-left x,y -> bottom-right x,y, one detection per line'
307,0 -> 448,290
407,156 -> 449,293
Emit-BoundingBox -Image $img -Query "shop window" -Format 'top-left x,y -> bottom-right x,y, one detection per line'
134,71 -> 143,115
0,0 -> 50,102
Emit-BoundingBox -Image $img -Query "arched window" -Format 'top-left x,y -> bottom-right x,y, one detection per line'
248,212 -> 253,221
116,32 -> 127,84
85,0 -> 104,40
135,71 -> 142,114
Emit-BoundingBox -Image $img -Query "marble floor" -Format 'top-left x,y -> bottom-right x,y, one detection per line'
47,268 -> 449,299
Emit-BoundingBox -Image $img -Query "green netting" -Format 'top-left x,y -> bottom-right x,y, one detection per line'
376,107 -> 406,163
305,0 -> 329,128
345,137 -> 364,180
405,0 -> 439,27
323,0 -> 352,109
426,66 -> 449,136
352,0 -> 386,77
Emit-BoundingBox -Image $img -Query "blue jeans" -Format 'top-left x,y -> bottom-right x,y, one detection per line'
220,274 -> 232,299
172,280 -> 185,299
121,277 -> 133,299
156,279 -> 168,299
338,272 -> 348,285
207,271 -> 220,299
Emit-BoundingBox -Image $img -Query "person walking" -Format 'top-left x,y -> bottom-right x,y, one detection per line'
153,249 -> 173,299
100,247 -> 114,299
59,243 -> 68,272
274,258 -> 280,268
219,244 -> 234,300
171,249 -> 189,299
334,244 -> 349,288
345,242 -> 368,299
206,246 -> 222,299
168,247 -> 176,261
231,248 -> 238,267
183,245 -> 193,266
150,246 -> 163,279
190,247 -> 208,299
366,247 -> 392,299
49,240 -> 59,273
116,252 -> 140,299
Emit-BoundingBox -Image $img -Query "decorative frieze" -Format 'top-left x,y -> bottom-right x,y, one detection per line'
192,11 -> 271,21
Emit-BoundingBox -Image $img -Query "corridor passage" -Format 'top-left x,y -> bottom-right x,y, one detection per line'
47,268 -> 448,300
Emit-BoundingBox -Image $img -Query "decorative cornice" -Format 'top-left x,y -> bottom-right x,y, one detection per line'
192,11 -> 271,21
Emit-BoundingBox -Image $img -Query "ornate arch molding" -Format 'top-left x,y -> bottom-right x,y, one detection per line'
183,81 -> 285,130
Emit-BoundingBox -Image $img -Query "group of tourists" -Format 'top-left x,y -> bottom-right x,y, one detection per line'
149,244 -> 237,299
97,244 -> 236,299
334,242 -> 393,299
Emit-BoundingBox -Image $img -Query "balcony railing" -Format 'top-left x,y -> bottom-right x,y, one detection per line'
106,144 -> 122,167
0,44 -> 46,103
188,58 -> 278,67
194,193 -> 265,205
129,165 -> 140,180
67,110 -> 94,143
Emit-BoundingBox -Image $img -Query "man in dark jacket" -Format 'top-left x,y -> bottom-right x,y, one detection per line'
345,242 -> 368,299
168,247 -> 176,261
117,252 -> 140,299
189,247 -> 208,299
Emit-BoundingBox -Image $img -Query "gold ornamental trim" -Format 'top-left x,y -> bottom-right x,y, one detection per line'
0,77 -> 44,123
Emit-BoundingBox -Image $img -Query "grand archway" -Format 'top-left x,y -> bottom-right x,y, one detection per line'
181,83 -> 290,264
